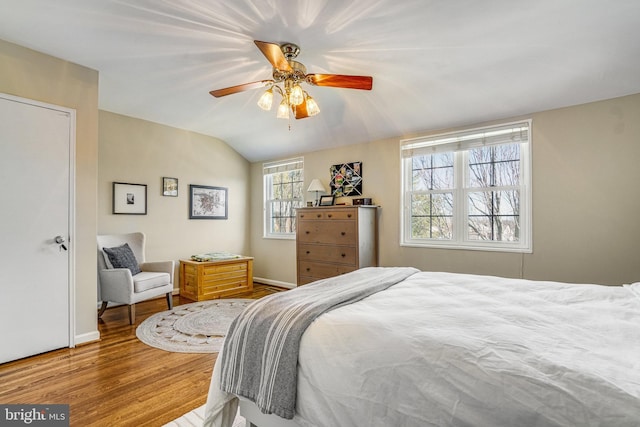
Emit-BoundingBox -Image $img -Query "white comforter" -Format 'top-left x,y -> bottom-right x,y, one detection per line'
206,271 -> 640,427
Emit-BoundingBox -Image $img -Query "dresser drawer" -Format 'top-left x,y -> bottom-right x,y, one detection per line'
298,261 -> 356,280
298,209 -> 356,221
298,243 -> 356,265
297,220 -> 356,244
298,276 -> 322,286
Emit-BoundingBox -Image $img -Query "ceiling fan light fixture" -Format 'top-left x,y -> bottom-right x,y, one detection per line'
276,98 -> 290,119
210,40 -> 373,123
306,94 -> 320,116
257,88 -> 274,110
289,84 -> 304,106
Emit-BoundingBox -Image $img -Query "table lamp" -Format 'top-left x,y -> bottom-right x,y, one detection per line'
307,179 -> 326,206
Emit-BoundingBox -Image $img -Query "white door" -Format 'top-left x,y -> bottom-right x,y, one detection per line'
0,94 -> 74,364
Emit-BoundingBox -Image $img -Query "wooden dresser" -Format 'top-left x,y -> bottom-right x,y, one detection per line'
296,206 -> 378,285
179,256 -> 253,301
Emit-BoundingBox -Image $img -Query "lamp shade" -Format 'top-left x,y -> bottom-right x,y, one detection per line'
276,99 -> 290,119
305,95 -> 320,116
257,88 -> 274,110
289,84 -> 304,106
307,178 -> 326,193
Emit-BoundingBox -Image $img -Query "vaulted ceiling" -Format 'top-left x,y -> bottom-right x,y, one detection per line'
1,0 -> 639,162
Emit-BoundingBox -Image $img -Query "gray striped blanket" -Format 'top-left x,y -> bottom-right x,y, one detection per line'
218,267 -> 419,419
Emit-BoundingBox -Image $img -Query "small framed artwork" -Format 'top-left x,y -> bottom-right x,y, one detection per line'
113,182 -> 147,215
319,195 -> 335,206
162,177 -> 178,197
189,185 -> 228,219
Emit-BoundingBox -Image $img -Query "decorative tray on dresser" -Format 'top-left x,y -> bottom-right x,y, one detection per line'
296,205 -> 378,285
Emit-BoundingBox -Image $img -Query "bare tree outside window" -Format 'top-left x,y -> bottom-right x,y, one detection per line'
401,121 -> 530,251
467,143 -> 521,242
410,153 -> 454,239
266,168 -> 304,235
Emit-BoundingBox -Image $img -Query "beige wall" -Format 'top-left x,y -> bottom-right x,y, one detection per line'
0,39 -> 99,342
251,93 -> 640,286
98,111 -> 251,286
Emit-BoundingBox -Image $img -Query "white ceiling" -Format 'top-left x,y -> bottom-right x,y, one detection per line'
1,0 -> 639,162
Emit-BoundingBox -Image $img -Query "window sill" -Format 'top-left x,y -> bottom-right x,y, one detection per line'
263,234 -> 296,241
400,241 -> 532,254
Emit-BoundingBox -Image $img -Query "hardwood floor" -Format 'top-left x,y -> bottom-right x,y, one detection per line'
0,284 -> 285,427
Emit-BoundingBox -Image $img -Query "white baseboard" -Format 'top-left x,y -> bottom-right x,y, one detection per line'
254,277 -> 296,289
75,330 -> 100,346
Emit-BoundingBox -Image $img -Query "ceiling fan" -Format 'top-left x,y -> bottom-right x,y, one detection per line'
209,40 -> 373,120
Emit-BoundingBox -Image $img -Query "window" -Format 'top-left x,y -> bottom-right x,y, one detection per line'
263,157 -> 304,239
401,121 -> 531,252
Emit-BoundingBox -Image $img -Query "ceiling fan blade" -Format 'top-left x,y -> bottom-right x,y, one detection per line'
209,80 -> 271,98
306,74 -> 373,90
254,40 -> 292,72
293,101 -> 310,120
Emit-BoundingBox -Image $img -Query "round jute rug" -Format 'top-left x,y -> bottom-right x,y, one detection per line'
136,299 -> 253,353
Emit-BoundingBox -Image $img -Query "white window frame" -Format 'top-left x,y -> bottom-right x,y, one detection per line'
400,120 -> 532,253
263,157 -> 304,240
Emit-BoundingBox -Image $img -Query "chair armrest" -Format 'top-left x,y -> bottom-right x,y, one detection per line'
141,260 -> 175,284
99,268 -> 135,303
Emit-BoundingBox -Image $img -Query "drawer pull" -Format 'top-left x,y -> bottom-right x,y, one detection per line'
306,267 -> 311,272
306,231 -> 310,234
300,214 -> 305,218
327,214 -> 332,218
341,253 -> 346,257
347,214 -> 352,218
341,232 -> 346,236
317,213 -> 322,218
306,250 -> 310,254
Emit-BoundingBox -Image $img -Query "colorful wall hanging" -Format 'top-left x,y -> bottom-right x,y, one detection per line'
330,162 -> 362,197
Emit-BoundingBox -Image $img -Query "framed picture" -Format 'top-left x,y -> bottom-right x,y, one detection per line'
330,162 -> 363,197
162,177 -> 178,197
319,195 -> 335,206
113,182 -> 147,215
189,185 -> 228,219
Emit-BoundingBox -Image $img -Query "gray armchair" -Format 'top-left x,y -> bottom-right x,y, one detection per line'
97,232 -> 174,324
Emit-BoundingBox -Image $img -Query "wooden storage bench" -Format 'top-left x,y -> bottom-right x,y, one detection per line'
179,256 -> 253,301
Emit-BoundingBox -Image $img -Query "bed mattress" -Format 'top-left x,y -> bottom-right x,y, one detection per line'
205,270 -> 640,427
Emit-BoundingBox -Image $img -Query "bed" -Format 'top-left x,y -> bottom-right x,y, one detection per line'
203,267 -> 640,427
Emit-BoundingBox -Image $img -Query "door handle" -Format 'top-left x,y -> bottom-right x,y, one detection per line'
54,235 -> 67,251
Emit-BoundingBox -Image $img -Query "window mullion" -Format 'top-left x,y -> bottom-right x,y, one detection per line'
456,151 -> 467,242
403,157 -> 415,243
